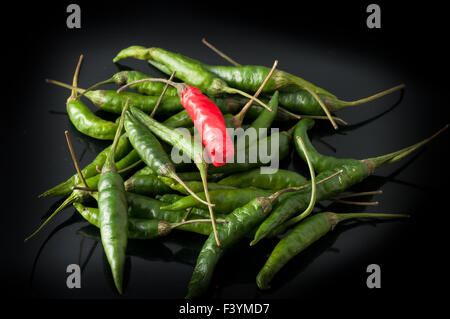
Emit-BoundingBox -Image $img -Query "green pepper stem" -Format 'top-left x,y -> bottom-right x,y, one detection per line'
272,136 -> 317,228
46,79 -> 86,94
225,87 -> 272,112
24,192 -> 82,242
232,60 -> 278,127
332,190 -> 383,199
64,131 -> 88,188
169,172 -> 215,207
331,199 -> 379,206
69,55 -> 83,101
365,124 -> 448,171
267,169 -> 343,204
199,165 -> 221,246
104,99 -> 130,171
334,212 -> 409,224
171,218 -> 227,229
335,84 -> 405,109
116,159 -> 143,174
151,71 -> 176,117
202,38 -> 241,67
77,78 -> 114,99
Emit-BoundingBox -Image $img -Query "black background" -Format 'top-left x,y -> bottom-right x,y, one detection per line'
2,0 -> 449,314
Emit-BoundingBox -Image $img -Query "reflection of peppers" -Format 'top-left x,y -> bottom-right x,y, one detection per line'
181,86 -> 234,166
118,79 -> 235,167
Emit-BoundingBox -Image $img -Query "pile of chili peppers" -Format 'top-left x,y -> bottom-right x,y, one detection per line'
28,42 -> 448,298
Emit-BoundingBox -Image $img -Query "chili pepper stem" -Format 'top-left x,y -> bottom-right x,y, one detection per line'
68,55 -> 83,102
334,84 -> 405,109
200,166 -> 221,246
46,79 -> 86,94
224,87 -> 272,112
64,131 -> 88,188
116,159 -> 143,174
333,212 -> 409,224
77,78 -> 114,99
232,60 -> 278,127
103,99 -> 130,172
331,199 -> 379,206
332,190 -> 383,199
365,124 -> 448,171
24,192 -> 84,242
171,218 -> 227,229
201,38 -> 241,67
151,71 -> 176,117
169,172 -> 215,207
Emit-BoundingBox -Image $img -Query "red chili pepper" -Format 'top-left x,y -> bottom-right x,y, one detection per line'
180,86 -> 234,166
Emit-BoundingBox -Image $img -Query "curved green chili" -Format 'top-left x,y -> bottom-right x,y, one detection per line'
256,212 -> 408,289
217,168 -> 307,190
97,99 -> 130,294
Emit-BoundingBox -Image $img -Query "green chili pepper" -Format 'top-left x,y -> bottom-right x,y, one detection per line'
251,124 -> 449,245
47,79 -> 184,117
97,99 -> 130,294
73,203 -> 220,239
217,168 -> 307,190
160,188 -> 272,214
256,212 -> 408,289
124,175 -> 173,196
113,46 -> 272,111
155,193 -> 183,203
158,176 -> 236,195
39,134 -> 132,197
85,70 -> 179,97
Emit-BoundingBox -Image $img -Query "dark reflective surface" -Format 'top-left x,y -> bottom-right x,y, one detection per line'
3,2 -> 449,303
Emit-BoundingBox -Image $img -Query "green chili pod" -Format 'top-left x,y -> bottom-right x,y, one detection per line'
217,168 -> 307,190
124,175 -> 173,196
256,212 -> 408,289
160,188 -> 272,214
158,176 -> 236,195
97,101 -> 129,294
67,99 -> 118,140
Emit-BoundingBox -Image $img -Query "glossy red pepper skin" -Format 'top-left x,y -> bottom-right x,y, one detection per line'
180,86 -> 234,167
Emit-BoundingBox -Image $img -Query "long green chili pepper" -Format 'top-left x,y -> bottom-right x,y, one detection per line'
251,123 -> 448,245
113,46 -> 273,112
58,55 -> 119,140
124,175 -> 173,196
158,176 -> 236,195
84,70 -> 179,97
256,212 -> 408,289
124,108 -> 212,207
97,98 -> 130,294
73,203 -> 223,239
126,105 -> 222,246
276,84 -> 405,116
160,188 -> 272,214
39,134 -> 132,197
155,193 -> 183,203
46,79 -> 184,117
217,168 -> 307,190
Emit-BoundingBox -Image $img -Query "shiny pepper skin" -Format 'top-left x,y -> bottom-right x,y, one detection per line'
180,86 -> 234,167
